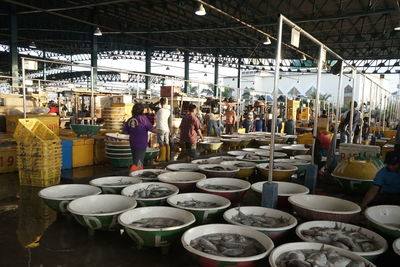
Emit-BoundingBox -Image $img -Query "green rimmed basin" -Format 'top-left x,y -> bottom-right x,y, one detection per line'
67,194 -> 137,231
71,124 -> 102,137
118,206 -> 195,247
38,184 -> 102,213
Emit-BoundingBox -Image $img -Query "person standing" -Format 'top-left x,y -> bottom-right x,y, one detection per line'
284,115 -> 295,135
124,103 -> 162,173
224,105 -> 235,135
156,97 -> 171,162
180,104 -> 203,161
205,108 -> 220,136
342,101 -> 362,143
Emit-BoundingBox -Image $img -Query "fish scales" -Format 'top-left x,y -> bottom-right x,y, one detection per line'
190,233 -> 265,258
232,211 -> 290,228
176,199 -> 220,208
130,217 -> 183,228
132,184 -> 174,198
276,248 -> 369,267
300,226 -> 379,252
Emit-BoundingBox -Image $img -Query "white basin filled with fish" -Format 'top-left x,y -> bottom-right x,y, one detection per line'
191,158 -> 224,164
282,144 -> 310,156
209,156 -> 237,162
227,150 -> 252,157
251,181 -> 309,209
89,176 -> 141,194
288,194 -> 361,222
223,206 -> 297,241
198,164 -> 240,178
220,161 -> 257,179
129,169 -> 171,182
119,206 -> 196,248
256,163 -> 298,182
67,194 -> 137,230
365,205 -> 400,238
274,158 -> 311,173
182,224 -> 274,266
121,182 -> 179,206
157,171 -> 206,193
236,154 -> 269,164
196,178 -> 251,204
167,163 -> 200,172
296,220 -> 388,261
38,184 -> 102,213
255,151 -> 287,158
167,193 -> 231,224
269,242 -> 375,267
259,144 -> 286,151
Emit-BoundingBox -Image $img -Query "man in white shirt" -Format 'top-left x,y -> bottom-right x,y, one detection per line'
156,97 -> 171,161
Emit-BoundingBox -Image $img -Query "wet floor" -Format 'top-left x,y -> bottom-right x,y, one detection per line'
0,162 -> 397,266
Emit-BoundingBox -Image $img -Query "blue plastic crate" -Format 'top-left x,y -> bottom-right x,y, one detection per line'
61,140 -> 73,169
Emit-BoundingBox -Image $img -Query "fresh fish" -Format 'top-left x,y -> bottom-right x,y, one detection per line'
102,179 -> 136,186
139,171 -> 160,179
231,209 -> 290,228
130,217 -> 183,228
233,163 -> 250,168
176,199 -> 220,208
243,154 -> 266,160
202,184 -> 241,191
276,248 -> 370,267
190,233 -> 265,257
131,184 -> 175,198
300,225 -> 379,252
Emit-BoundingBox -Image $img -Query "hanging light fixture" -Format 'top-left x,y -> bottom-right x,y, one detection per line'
29,41 -> 37,49
263,37 -> 271,45
94,27 -> 102,36
204,73 -> 207,76
166,66 -> 170,70
195,3 -> 206,16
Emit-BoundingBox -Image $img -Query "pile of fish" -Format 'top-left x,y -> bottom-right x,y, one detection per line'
243,154 -> 266,160
130,217 -> 184,228
131,184 -> 175,198
190,233 -> 265,257
232,210 -> 290,228
202,184 -> 242,191
233,163 -> 251,168
276,248 -> 369,267
139,171 -> 160,179
300,225 -> 379,252
102,179 -> 136,186
176,199 -> 220,209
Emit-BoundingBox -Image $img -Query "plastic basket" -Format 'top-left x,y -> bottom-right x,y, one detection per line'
14,119 -> 60,144
19,169 -> 61,187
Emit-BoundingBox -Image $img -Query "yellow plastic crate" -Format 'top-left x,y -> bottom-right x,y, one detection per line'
19,169 -> 61,187
14,119 -> 60,144
6,114 -> 59,135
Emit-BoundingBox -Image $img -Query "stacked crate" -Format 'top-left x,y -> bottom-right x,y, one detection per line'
14,119 -> 62,187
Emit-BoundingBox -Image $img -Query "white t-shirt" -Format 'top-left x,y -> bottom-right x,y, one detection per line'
156,108 -> 170,132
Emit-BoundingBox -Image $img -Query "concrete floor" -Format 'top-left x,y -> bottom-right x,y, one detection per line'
0,161 -> 397,266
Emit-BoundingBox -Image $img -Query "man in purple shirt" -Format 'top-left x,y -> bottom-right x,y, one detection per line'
124,103 -> 161,171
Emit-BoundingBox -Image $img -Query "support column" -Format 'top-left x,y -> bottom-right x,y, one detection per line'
42,50 -> 47,81
9,6 -> 18,92
213,54 -> 219,96
145,47 -> 152,90
91,30 -> 98,89
237,58 -> 241,96
184,51 -> 189,93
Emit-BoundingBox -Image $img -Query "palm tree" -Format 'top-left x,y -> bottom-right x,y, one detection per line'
308,91 -> 331,101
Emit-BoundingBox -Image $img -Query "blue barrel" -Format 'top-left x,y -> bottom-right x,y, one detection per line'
61,140 -> 73,169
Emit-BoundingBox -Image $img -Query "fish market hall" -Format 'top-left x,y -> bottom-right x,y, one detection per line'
1,0 -> 400,266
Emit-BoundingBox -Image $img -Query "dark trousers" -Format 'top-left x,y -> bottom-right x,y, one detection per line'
185,142 -> 197,159
225,124 -> 234,135
131,149 -> 146,166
